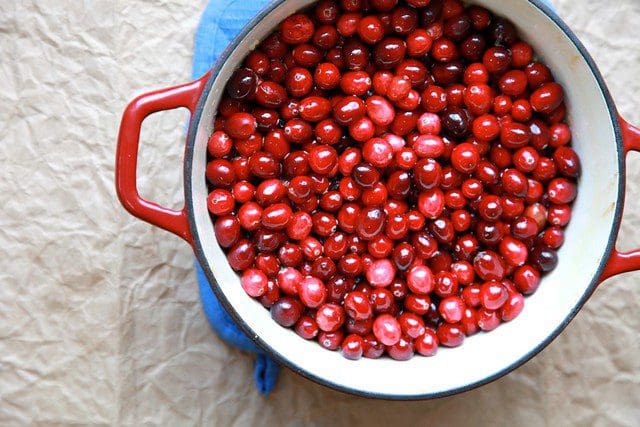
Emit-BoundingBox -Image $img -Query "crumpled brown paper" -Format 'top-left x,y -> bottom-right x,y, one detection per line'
0,0 -> 638,425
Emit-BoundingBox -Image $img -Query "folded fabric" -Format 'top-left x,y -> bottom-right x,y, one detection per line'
191,0 -> 556,396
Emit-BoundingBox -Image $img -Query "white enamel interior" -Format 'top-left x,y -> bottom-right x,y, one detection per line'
188,0 -> 620,397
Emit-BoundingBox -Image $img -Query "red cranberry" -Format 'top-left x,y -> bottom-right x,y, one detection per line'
441,106 -> 471,139
531,82 -> 564,113
214,215 -> 241,248
477,308 -> 500,331
362,333 -> 384,358
439,296 -> 465,323
318,330 -> 344,350
277,268 -> 301,297
386,335 -> 415,360
357,207 -> 386,240
374,37 -> 407,69
500,291 -> 525,321
341,334 -> 364,360
407,265 -> 435,295
547,177 -> 577,204
333,95 -> 366,125
366,258 -> 396,287
362,137 -> 394,167
281,14 -> 314,45
530,245 -> 558,273
298,276 -> 328,308
295,316 -> 319,339
474,250 -> 506,281
373,314 -> 402,345
437,323 -> 464,347
271,296 -> 303,327
480,280 -> 508,310
366,95 -> 396,126
513,265 -> 541,294
316,303 -> 346,332
344,291 -> 373,320
415,330 -> 439,356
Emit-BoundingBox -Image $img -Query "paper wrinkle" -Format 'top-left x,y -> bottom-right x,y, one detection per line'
0,0 -> 639,425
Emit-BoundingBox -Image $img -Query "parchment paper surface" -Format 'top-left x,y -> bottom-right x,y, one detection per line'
0,1 -> 638,425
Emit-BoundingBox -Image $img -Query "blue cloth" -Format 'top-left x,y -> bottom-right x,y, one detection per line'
192,0 -> 556,396
192,0 -> 279,395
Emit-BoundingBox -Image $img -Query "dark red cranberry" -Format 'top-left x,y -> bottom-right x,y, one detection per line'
271,297 -> 303,327
441,106 -> 471,139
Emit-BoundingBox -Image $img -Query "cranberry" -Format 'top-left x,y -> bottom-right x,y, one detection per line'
333,95 -> 366,125
439,296 -> 465,323
357,207 -> 386,239
362,333 -> 384,358
414,158 -> 443,190
271,297 -> 303,327
530,245 -> 558,273
373,314 -> 402,345
295,316 -> 319,339
386,335 -> 415,360
415,330 -> 439,356
450,142 -> 479,173
366,258 -> 396,287
406,29 -> 433,57
531,82 -> 564,113
281,14 -> 314,44
255,81 -> 287,108
207,189 -> 235,216
366,95 -> 396,126
404,293 -> 431,315
344,291 -> 373,320
437,323 -> 464,347
239,268 -> 268,298
477,308 -> 500,331
500,291 -> 525,321
407,265 -> 435,295
513,265 -> 541,294
441,106 -> 471,139
362,137 -> 394,167
340,334 -> 364,360
226,68 -> 258,100
214,215 -> 241,248
483,46 -> 511,75
548,204 -> 571,227
480,280 -> 508,310
318,330 -> 344,350
474,250 -> 506,281
547,177 -> 577,204
316,303 -> 346,332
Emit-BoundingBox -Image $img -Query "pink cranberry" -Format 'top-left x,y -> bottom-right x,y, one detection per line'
366,258 -> 396,287
438,296 -> 465,323
373,314 -> 402,346
298,276 -> 328,308
316,303 -> 346,332
406,265 -> 435,295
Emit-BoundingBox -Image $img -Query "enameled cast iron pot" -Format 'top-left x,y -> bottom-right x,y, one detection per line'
116,0 -> 640,399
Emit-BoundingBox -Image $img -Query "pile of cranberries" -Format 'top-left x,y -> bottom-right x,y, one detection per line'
205,0 -> 581,361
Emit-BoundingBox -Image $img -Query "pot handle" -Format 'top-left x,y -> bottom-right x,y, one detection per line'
600,116 -> 640,282
115,72 -> 210,244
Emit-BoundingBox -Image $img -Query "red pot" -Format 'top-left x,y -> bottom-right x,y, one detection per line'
116,0 -> 640,399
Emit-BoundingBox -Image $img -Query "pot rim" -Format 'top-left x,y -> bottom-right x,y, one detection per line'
184,0 -> 625,399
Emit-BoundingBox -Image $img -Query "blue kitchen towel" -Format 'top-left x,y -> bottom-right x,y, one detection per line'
192,0 -> 556,396
192,0 -> 279,395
